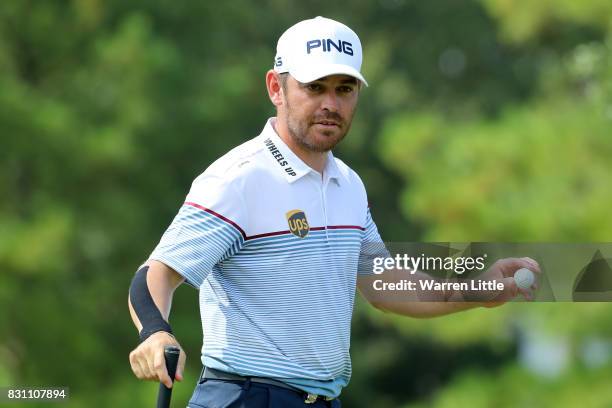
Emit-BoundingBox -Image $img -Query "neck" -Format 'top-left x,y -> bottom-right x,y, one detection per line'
273,117 -> 327,174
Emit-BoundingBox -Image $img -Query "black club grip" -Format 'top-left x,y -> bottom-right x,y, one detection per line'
156,345 -> 180,408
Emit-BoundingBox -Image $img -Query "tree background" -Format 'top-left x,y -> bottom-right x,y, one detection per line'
1,0 -> 611,406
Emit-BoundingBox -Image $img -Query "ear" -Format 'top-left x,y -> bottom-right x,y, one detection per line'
266,70 -> 284,107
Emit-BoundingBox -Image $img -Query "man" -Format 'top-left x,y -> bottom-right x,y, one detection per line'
128,16 -> 539,407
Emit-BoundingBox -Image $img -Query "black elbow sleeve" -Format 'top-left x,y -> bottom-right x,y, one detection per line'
129,265 -> 173,342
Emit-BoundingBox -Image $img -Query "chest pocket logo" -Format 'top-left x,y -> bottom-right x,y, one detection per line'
286,210 -> 310,239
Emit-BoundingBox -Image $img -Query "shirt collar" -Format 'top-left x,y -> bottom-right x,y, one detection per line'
259,118 -> 342,185
323,151 -> 342,186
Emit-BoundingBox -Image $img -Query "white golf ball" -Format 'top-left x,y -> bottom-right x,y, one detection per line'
514,268 -> 535,290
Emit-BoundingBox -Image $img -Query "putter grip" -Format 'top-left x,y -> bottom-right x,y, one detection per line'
156,345 -> 180,408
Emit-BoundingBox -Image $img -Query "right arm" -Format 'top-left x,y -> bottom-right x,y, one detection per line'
128,260 -> 187,388
128,170 -> 247,386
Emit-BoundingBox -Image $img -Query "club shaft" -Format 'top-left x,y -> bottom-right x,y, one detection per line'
156,346 -> 180,408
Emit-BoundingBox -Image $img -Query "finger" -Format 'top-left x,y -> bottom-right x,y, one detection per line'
481,277 -> 516,303
154,347 -> 172,388
501,276 -> 518,301
129,351 -> 144,379
175,349 -> 187,382
520,257 -> 541,273
130,349 -> 152,380
135,356 -> 150,380
497,258 -> 539,277
518,286 -> 534,301
137,344 -> 158,381
140,355 -> 155,380
519,258 -> 541,291
144,345 -> 165,380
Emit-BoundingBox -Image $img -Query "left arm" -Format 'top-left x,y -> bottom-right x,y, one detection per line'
357,257 -> 540,318
357,271 -> 481,318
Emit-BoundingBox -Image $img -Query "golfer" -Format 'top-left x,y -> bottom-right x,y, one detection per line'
128,16 -> 539,407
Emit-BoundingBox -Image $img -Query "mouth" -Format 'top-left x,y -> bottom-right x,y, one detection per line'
313,120 -> 341,128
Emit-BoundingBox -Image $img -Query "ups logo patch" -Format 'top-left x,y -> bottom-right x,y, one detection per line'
286,210 -> 309,239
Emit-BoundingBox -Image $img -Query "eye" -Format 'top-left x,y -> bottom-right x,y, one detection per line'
338,85 -> 354,94
306,83 -> 322,92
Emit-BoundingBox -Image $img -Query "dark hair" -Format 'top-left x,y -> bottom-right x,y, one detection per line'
279,72 -> 289,94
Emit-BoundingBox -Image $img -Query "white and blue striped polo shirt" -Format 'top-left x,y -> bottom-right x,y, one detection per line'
149,118 -> 384,398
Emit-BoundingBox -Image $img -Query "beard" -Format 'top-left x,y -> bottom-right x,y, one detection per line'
284,100 -> 354,153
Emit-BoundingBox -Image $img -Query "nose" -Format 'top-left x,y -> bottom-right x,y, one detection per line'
320,89 -> 339,112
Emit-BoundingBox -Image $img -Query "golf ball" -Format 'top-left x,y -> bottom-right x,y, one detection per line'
514,268 -> 535,290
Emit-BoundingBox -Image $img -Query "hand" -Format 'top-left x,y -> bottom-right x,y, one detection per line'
129,331 -> 187,388
479,257 -> 541,307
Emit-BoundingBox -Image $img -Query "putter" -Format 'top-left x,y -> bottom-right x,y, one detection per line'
156,345 -> 180,408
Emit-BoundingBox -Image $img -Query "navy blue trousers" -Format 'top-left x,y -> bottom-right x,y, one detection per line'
187,378 -> 341,408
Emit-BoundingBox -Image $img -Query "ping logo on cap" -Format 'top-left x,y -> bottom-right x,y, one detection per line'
286,210 -> 310,238
306,39 -> 354,56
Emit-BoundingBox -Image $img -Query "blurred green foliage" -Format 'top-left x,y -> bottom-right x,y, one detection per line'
1,0 -> 611,407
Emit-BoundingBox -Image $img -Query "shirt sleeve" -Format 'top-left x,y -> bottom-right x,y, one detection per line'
357,208 -> 390,276
148,173 -> 246,288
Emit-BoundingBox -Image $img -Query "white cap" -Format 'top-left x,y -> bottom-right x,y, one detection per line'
273,16 -> 368,86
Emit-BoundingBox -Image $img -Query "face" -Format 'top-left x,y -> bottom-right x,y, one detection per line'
280,74 -> 360,153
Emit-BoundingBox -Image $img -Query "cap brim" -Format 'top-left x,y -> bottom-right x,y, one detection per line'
289,63 -> 368,87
